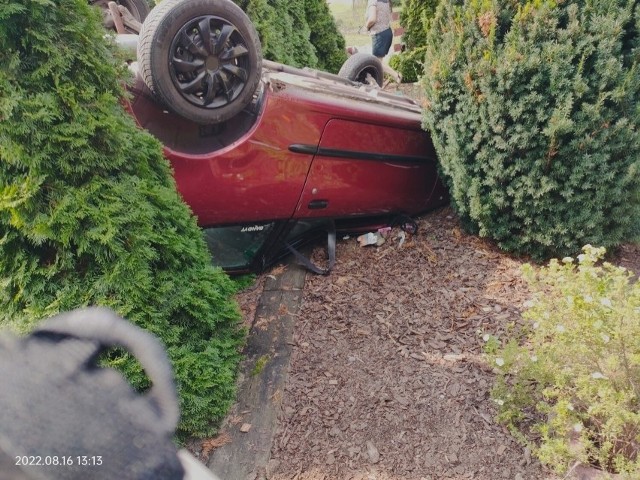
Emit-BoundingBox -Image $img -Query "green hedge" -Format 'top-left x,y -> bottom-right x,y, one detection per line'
393,0 -> 441,83
399,0 -> 439,50
0,0 -> 243,438
304,0 -> 347,73
389,46 -> 427,83
422,0 -> 640,259
234,0 -> 346,72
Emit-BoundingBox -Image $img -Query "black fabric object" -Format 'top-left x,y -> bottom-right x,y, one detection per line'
286,221 -> 336,275
0,307 -> 185,480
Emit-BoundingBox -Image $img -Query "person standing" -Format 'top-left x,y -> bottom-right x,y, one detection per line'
365,0 -> 402,83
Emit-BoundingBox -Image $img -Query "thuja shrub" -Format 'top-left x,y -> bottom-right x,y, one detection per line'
389,46 -> 427,83
393,0 -> 441,83
0,0 -> 243,437
234,0 -> 346,72
390,0 -> 440,84
399,0 -> 439,49
423,0 -> 640,259
304,0 -> 347,74
490,246 -> 640,476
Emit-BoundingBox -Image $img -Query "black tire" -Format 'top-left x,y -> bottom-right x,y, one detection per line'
338,53 -> 384,87
91,0 -> 150,33
137,0 -> 262,125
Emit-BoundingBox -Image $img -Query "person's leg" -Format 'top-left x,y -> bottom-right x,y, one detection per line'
372,27 -> 401,83
378,58 -> 401,83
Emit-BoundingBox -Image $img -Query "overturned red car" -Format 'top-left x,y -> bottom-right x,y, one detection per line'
112,0 -> 447,273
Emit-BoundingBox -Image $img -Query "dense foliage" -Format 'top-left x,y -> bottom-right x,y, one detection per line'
390,0 -> 440,84
234,0 -> 346,72
389,46 -> 426,83
490,246 -> 640,476
399,0 -> 438,49
422,0 -> 640,259
304,0 -> 349,73
0,0 -> 243,438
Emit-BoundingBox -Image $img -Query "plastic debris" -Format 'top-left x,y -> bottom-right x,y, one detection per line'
357,232 -> 385,247
377,227 -> 392,237
396,231 -> 406,247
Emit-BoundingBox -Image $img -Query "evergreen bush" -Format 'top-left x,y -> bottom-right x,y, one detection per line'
304,0 -> 347,73
392,0 -> 440,84
422,0 -> 640,259
389,46 -> 427,83
399,0 -> 439,50
0,0 -> 244,438
234,0 -> 346,72
490,246 -> 640,476
287,0 -> 319,68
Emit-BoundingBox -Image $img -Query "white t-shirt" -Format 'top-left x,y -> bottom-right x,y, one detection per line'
366,0 -> 392,35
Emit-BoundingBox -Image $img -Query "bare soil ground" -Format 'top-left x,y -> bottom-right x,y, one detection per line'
233,206 -> 638,480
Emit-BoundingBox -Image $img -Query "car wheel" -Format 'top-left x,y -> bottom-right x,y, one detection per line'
138,0 -> 262,125
91,0 -> 150,33
338,53 -> 384,87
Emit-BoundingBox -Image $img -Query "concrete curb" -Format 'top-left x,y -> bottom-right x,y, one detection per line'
208,261 -> 306,480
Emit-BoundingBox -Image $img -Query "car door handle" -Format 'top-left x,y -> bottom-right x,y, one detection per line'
308,200 -> 328,210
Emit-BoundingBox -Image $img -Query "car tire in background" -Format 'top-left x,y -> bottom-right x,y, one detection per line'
91,0 -> 151,33
338,53 -> 384,87
138,0 -> 262,125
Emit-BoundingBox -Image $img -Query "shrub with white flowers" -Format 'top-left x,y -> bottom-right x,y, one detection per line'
491,245 -> 640,476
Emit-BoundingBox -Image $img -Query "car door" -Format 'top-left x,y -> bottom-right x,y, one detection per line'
293,118 -> 440,220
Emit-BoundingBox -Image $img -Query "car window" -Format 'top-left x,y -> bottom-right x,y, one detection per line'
203,223 -> 275,270
285,219 -> 331,244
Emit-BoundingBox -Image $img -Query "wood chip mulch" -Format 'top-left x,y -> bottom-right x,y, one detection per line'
266,207 -> 556,479
228,202 -> 639,480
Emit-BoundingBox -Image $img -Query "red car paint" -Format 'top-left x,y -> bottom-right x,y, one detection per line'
126,63 -> 447,271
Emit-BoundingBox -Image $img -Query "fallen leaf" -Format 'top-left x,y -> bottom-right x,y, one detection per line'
199,432 -> 232,462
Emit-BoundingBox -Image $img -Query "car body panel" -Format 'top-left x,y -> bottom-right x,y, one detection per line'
125,62 -> 447,272
166,94 -> 319,226
130,81 -> 319,225
295,118 -> 439,219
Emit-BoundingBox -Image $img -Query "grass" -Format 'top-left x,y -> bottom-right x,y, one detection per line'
329,2 -> 370,48
229,274 -> 256,292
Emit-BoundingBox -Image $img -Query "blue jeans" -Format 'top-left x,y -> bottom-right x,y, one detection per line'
372,27 -> 393,57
